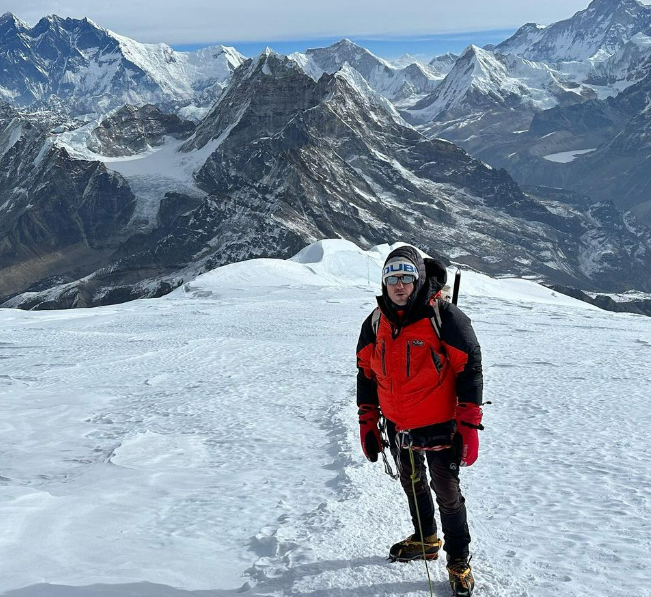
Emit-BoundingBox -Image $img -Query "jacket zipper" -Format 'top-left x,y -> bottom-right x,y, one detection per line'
406,340 -> 411,377
430,348 -> 442,374
381,339 -> 386,376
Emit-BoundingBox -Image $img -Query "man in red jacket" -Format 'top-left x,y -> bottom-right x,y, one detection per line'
356,245 -> 483,597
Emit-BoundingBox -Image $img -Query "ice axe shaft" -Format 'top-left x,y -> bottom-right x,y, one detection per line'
452,268 -> 461,305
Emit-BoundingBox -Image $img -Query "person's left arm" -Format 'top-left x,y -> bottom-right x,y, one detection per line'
439,303 -> 483,405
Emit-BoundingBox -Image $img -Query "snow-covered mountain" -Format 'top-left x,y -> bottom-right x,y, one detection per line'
289,39 -> 442,104
586,32 -> 651,87
496,0 -> 651,62
399,0 -> 651,233
3,3 -> 651,308
0,13 -> 244,117
429,52 -> 459,75
3,49 -> 651,309
1,239 -> 650,596
401,0 -> 651,134
404,44 -> 592,125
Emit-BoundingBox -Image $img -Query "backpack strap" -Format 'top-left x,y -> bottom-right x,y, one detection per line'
430,298 -> 443,340
371,307 -> 382,337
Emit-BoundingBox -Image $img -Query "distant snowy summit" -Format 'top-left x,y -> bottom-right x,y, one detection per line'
496,0 -> 651,62
288,38 -> 443,105
0,13 -> 244,116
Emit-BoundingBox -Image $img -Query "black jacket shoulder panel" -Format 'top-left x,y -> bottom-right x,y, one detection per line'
437,302 -> 473,349
437,301 -> 484,405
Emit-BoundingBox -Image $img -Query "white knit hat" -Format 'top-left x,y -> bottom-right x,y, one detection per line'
382,256 -> 419,284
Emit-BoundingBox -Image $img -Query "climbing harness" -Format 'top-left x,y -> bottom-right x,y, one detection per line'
378,416 -> 399,480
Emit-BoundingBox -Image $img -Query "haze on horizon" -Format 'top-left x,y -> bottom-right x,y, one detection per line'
5,0 -> 651,50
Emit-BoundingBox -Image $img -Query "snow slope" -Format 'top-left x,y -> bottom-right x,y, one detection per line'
1,239 -> 650,597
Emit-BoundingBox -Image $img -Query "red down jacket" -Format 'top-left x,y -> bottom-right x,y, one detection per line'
356,246 -> 483,430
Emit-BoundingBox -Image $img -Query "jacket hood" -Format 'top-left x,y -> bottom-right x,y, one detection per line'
379,245 -> 429,324
424,257 -> 447,296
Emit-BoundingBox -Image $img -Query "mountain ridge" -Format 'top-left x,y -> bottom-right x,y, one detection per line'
0,13 -> 244,117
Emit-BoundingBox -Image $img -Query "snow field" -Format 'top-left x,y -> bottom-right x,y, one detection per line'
1,240 -> 650,597
542,148 -> 597,163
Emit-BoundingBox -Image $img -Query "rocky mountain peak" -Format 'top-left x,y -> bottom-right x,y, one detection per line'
429,51 -> 458,64
0,16 -> 242,115
33,14 -> 66,33
329,38 -> 363,51
586,0 -> 646,12
497,0 -> 651,61
0,12 -> 25,26
0,12 -> 27,38
428,52 -> 458,75
460,44 -> 484,59
520,22 -> 546,31
183,51 -> 321,152
329,63 -> 403,122
248,49 -> 304,79
306,38 -> 383,69
455,44 -> 504,76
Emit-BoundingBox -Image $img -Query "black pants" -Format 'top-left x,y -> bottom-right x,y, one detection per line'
387,420 -> 471,559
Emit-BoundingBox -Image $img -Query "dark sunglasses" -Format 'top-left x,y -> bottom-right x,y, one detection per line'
385,274 -> 416,285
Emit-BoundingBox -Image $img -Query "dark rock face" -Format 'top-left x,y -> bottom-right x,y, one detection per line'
87,105 -> 195,156
550,284 -> 651,317
0,103 -> 136,302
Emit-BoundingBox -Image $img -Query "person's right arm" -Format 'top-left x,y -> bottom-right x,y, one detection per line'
356,312 -> 379,408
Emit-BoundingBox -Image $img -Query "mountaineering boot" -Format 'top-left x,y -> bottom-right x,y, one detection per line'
388,533 -> 442,562
447,557 -> 475,596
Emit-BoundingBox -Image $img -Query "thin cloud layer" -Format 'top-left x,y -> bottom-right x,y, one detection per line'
5,0 -> 651,45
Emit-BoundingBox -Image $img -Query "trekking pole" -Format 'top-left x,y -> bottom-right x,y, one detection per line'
408,443 -> 434,597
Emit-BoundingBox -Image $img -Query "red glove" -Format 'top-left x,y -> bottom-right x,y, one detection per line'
455,403 -> 484,467
358,404 -> 383,462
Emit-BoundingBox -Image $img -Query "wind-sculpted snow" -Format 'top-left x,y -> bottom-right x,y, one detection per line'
0,240 -> 650,597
